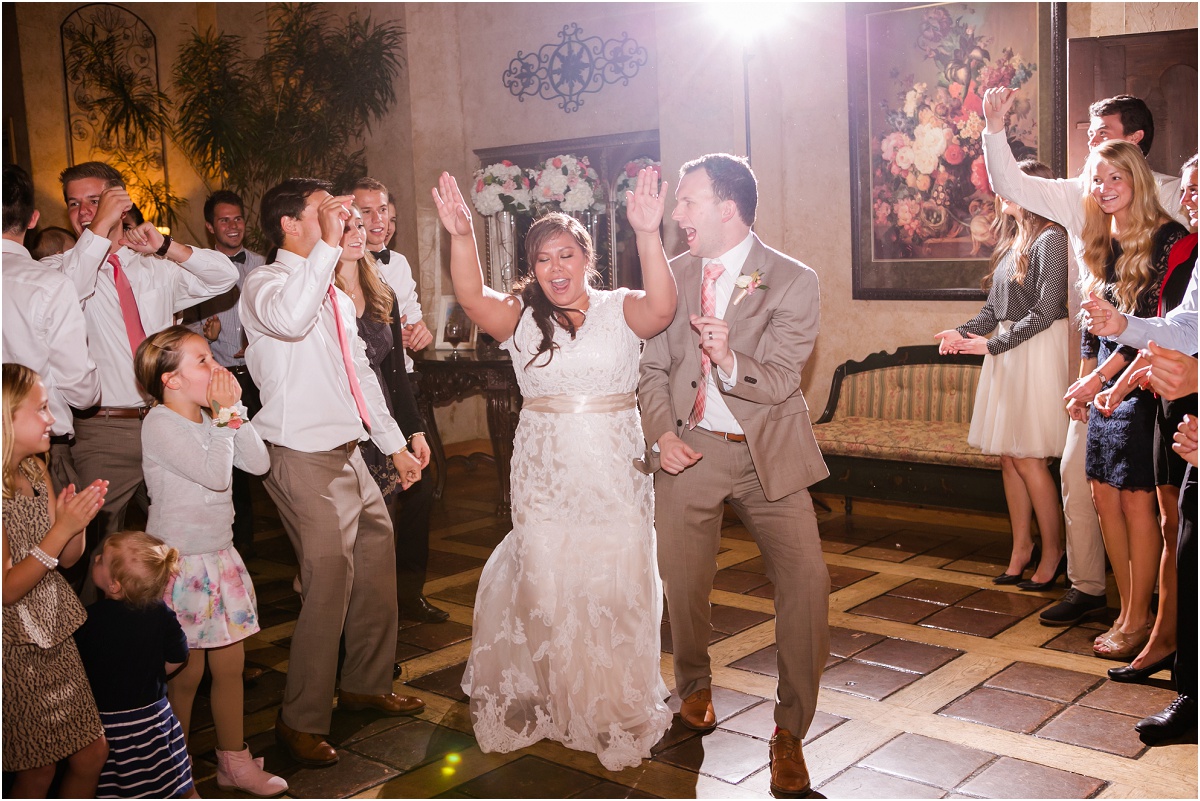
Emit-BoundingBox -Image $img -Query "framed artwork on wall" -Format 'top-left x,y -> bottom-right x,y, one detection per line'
434,295 -> 477,353
847,2 -> 1066,300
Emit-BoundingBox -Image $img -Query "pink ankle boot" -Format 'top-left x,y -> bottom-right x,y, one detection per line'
216,744 -> 288,797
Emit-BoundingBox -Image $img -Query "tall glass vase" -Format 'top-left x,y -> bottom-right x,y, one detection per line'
568,208 -> 607,288
484,211 -> 517,293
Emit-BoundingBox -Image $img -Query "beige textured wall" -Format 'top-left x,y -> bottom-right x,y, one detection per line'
13,3 -> 1198,443
1066,2 -> 1197,37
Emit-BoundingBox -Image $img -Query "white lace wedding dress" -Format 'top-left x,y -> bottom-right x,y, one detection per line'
462,287 -> 671,771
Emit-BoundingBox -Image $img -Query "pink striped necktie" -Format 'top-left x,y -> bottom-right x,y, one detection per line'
327,284 -> 371,429
108,254 -> 146,355
687,260 -> 725,429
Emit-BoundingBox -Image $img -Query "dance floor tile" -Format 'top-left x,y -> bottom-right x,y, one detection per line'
849,595 -> 941,624
817,766 -> 945,798
444,527 -> 509,548
920,606 -> 1019,638
828,564 -> 877,590
939,687 -> 1062,734
350,719 -> 477,772
277,751 -> 399,798
1078,680 -> 1179,718
457,755 -> 604,799
396,621 -> 474,650
954,589 -> 1050,617
821,660 -> 922,700
666,686 -> 765,724
571,781 -> 658,798
405,661 -> 469,703
983,662 -> 1099,703
654,729 -> 769,783
829,626 -> 888,658
730,644 -> 779,677
886,578 -> 976,606
1042,625 -> 1111,656
957,756 -> 1105,798
712,568 -> 771,594
859,732 -> 993,788
1035,705 -> 1147,758
425,551 -> 487,578
717,700 -> 777,739
709,604 -> 773,634
854,638 -> 962,675
746,582 -> 776,600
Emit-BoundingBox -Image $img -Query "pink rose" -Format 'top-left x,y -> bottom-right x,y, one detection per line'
501,160 -> 513,167
475,179 -> 484,193
502,179 -> 516,192
552,157 -> 563,168
944,143 -> 964,165
626,163 -> 639,177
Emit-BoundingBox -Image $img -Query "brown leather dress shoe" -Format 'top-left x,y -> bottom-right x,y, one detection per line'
338,690 -> 426,716
275,714 -> 338,768
769,728 -> 811,795
679,688 -> 717,731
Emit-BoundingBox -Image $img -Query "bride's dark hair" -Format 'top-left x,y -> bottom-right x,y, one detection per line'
512,212 -> 601,368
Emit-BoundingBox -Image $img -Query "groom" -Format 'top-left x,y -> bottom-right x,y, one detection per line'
639,153 -> 830,795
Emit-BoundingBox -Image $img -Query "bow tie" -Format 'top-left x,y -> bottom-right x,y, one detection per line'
230,251 -> 247,264
371,249 -> 390,264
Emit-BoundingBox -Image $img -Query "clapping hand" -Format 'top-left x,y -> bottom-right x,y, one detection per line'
625,168 -> 667,234
54,480 -> 108,536
432,172 -> 473,237
934,329 -> 965,355
207,365 -> 242,413
1081,291 -> 1127,337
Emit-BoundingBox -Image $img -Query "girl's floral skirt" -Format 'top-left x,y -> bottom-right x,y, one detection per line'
165,546 -> 260,649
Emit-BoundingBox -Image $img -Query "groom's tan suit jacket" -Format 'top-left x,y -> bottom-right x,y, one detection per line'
638,234 -> 828,498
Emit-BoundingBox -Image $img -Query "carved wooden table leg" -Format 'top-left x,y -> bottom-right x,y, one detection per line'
483,372 -> 519,516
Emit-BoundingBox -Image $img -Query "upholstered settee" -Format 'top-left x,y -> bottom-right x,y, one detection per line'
811,345 -> 1010,514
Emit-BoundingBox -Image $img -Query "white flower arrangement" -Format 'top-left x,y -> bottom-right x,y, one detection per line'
471,161 -> 533,216
529,154 -> 605,214
614,157 -> 661,207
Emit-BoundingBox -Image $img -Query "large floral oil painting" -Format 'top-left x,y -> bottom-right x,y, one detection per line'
848,3 -> 1064,300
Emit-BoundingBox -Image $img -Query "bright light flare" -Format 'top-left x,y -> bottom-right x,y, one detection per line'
706,2 -> 790,49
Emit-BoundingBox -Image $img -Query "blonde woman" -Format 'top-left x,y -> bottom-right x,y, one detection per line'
936,160 -> 1070,589
1064,140 -> 1188,661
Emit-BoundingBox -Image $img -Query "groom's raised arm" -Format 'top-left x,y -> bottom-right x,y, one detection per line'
722,263 -> 819,406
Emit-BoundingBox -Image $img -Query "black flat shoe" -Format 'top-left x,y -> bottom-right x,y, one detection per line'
1018,553 -> 1068,591
1108,652 -> 1176,683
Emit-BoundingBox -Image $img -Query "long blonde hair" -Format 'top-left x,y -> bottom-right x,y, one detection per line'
1079,140 -> 1172,312
335,254 -> 395,324
990,160 -> 1057,286
2,363 -> 47,500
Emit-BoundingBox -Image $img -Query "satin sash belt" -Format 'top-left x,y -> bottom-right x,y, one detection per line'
522,392 -> 636,414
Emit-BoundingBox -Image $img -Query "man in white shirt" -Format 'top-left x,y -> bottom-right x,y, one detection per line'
2,164 -> 100,494
185,189 -> 267,557
345,177 -> 446,623
241,178 -> 426,767
982,90 -> 1184,627
47,162 -> 237,582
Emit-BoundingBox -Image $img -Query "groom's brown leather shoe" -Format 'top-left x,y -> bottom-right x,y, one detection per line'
275,714 -> 338,767
338,690 -> 425,716
679,688 -> 717,731
769,728 -> 811,795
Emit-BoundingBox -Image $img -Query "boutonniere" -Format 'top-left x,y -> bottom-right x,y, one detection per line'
733,270 -> 768,306
212,401 -> 247,430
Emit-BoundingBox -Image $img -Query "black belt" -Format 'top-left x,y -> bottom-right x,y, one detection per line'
50,434 -> 73,446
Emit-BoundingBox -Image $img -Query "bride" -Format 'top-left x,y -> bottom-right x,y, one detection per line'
431,168 -> 676,770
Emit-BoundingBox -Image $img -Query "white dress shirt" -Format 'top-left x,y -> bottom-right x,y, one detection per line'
46,229 -> 239,407
698,232 -> 755,435
2,240 -> 100,436
184,249 -> 266,367
376,248 -> 423,372
1116,268 -> 1198,355
240,240 -> 404,455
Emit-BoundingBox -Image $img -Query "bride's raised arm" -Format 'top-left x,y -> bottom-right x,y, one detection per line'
621,168 -> 677,339
431,172 -> 523,342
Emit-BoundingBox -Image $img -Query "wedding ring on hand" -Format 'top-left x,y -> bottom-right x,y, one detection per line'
708,332 -> 714,340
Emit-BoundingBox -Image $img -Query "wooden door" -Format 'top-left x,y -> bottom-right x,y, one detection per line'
1067,29 -> 1198,178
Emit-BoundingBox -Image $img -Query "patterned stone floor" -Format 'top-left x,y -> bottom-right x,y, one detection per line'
185,457 -> 1198,798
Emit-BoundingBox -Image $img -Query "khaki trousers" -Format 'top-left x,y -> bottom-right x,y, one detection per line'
1062,418 -> 1106,595
654,427 -> 830,736
264,443 -> 400,735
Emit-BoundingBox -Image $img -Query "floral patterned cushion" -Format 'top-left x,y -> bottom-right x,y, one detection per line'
835,363 -> 980,424
814,417 -> 1000,470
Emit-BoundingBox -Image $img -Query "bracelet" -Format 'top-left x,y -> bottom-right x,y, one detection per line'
406,432 -> 425,448
29,546 -> 59,570
155,235 -> 172,257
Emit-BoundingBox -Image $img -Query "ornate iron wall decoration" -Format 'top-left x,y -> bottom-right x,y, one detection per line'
60,3 -> 173,224
503,23 -> 648,113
